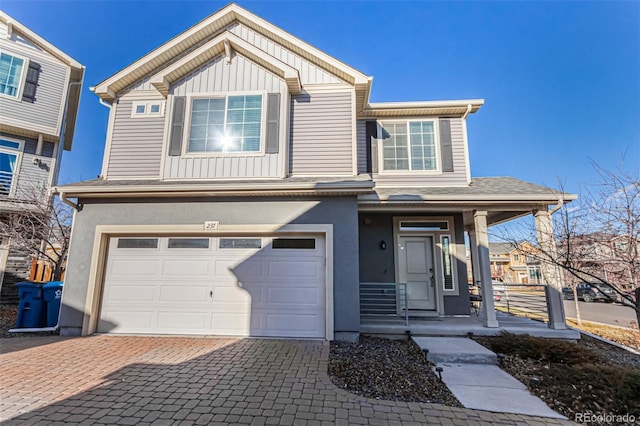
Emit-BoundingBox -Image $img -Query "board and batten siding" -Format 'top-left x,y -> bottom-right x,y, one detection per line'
289,91 -> 353,176
0,40 -> 69,137
163,54 -> 285,179
228,23 -> 342,85
106,92 -> 165,178
373,117 -> 468,187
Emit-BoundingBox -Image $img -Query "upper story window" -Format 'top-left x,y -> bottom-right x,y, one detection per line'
0,52 -> 25,99
379,120 -> 438,172
0,138 -> 22,196
131,100 -> 165,118
187,94 -> 263,154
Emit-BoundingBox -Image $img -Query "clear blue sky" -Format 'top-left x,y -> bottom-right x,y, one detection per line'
3,1 -> 639,195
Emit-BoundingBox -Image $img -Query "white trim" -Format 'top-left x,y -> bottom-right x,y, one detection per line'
0,143 -> 23,197
158,94 -> 173,180
81,223 -> 334,340
55,67 -> 72,141
100,100 -> 117,178
279,91 -> 289,179
377,119 -> 441,175
462,115 -> 472,184
351,88 -> 357,176
181,91 -> 267,158
130,100 -> 166,118
0,50 -> 28,101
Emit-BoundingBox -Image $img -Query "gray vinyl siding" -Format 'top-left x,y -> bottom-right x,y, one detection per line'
106,96 -> 165,178
372,117 -> 468,187
228,23 -> 343,85
356,120 -> 367,174
0,41 -> 69,137
0,133 -> 55,200
290,91 -> 353,175
163,54 -> 286,179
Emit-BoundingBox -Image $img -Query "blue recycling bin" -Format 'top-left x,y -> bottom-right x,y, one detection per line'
42,281 -> 64,327
15,282 -> 46,328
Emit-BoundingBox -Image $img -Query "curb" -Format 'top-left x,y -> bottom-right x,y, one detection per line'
567,326 -> 640,355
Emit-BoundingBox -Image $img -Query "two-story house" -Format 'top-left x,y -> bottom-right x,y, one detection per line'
489,242 -> 542,284
0,12 -> 84,299
56,4 -> 573,340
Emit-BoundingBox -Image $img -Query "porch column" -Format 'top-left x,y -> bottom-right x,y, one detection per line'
467,230 -> 481,291
473,211 -> 499,328
534,208 -> 567,329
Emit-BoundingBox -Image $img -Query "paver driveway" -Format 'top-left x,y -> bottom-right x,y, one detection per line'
0,336 -> 572,425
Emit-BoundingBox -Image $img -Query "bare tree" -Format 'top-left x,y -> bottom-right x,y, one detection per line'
0,187 -> 72,282
496,162 -> 640,327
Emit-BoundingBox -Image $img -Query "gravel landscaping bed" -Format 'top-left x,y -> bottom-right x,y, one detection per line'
0,305 -> 58,338
329,336 -> 462,406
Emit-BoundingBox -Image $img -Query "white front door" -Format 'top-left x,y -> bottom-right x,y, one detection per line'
398,236 -> 436,311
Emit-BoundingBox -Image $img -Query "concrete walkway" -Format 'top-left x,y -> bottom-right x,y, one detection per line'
0,335 -> 573,425
412,337 -> 565,419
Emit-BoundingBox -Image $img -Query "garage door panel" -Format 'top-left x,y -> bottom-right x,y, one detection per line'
157,312 -> 208,330
267,260 -> 322,278
159,285 -> 209,303
101,235 -> 325,338
161,260 -> 210,276
105,284 -> 157,302
216,259 -> 264,279
266,287 -> 320,305
108,259 -> 160,277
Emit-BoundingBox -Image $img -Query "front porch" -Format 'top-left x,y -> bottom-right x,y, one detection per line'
360,311 -> 580,340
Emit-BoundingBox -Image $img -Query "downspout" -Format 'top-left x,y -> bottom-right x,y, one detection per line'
549,197 -> 564,215
462,103 -> 472,120
57,190 -> 82,211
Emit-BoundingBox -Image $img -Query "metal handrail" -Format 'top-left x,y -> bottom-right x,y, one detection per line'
494,283 -> 549,322
359,282 -> 409,326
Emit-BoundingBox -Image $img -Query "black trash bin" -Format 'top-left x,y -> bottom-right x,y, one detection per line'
15,282 -> 46,328
42,281 -> 64,327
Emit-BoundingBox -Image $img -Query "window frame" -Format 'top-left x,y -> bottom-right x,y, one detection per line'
377,119 -> 441,174
131,100 -> 165,118
182,91 -> 267,158
0,51 -> 28,101
0,136 -> 23,197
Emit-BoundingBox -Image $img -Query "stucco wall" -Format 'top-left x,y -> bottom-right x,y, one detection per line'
60,196 -> 360,339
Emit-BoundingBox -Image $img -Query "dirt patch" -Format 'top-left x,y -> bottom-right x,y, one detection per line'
476,333 -> 640,423
329,336 -> 461,406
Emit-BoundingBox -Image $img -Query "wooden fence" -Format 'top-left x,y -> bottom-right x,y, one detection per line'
28,258 -> 65,283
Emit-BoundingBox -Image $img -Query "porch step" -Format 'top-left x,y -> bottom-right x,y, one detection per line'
412,337 -> 497,364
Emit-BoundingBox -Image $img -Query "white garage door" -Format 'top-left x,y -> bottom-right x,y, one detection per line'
98,235 -> 325,338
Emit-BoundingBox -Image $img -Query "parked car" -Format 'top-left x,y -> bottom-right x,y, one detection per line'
562,282 -> 617,303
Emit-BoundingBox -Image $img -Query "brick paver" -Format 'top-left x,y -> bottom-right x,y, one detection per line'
0,336 -> 573,425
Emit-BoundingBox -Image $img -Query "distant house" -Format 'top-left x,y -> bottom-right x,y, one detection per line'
488,242 -> 542,284
56,4 -> 574,339
0,11 -> 84,301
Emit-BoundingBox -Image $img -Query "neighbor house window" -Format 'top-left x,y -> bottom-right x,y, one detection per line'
380,120 -> 437,172
131,101 -> 164,118
0,138 -> 21,196
187,94 -> 262,154
0,52 -> 25,98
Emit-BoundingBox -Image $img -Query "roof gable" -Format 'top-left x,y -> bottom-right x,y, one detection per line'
92,3 -> 369,103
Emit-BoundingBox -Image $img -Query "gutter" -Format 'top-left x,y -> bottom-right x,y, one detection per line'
549,197 -> 565,215
57,191 -> 82,211
462,103 -> 473,120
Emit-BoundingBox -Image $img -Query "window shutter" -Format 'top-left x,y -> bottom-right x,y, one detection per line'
265,93 -> 280,154
439,118 -> 454,172
22,61 -> 41,103
168,96 -> 186,156
365,120 -> 378,173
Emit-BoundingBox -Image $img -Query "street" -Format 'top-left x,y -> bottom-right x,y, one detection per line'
563,300 -> 638,329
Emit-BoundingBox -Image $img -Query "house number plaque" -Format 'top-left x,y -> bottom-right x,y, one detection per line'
204,221 -> 220,230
